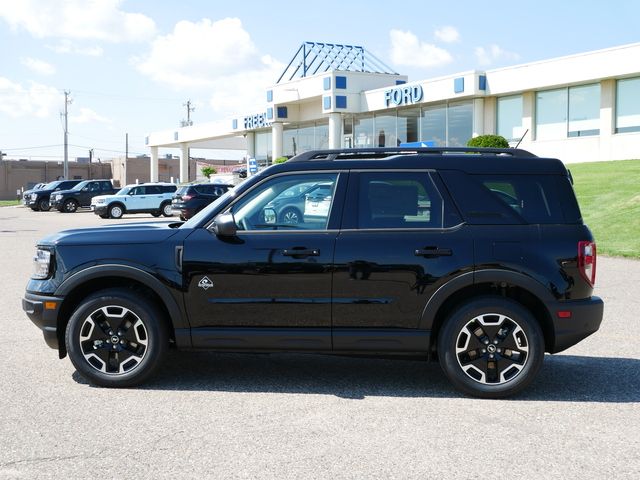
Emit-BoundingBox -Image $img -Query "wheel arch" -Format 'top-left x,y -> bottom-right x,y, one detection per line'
421,269 -> 556,354
54,265 -> 189,358
108,201 -> 126,213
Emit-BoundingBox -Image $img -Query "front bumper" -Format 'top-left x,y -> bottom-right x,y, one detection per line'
22,292 -> 64,351
551,296 -> 604,353
92,204 -> 108,215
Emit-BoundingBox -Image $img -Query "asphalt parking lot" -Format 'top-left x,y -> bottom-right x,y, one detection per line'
0,205 -> 638,479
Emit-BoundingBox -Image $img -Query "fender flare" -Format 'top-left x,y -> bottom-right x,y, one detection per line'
419,269 -> 555,330
55,264 -> 188,331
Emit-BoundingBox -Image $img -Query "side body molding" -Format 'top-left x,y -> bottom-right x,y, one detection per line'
55,264 -> 190,345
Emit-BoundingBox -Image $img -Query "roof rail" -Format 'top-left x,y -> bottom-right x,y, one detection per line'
287,147 -> 537,163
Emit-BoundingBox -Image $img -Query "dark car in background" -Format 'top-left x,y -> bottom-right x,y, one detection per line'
51,179 -> 118,213
21,183 -> 47,206
28,180 -> 83,211
171,183 -> 234,220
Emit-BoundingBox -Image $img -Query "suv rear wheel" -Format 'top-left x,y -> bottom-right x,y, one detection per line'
65,288 -> 168,387
437,296 -> 544,399
161,202 -> 173,217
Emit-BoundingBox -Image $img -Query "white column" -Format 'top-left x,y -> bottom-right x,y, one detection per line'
599,79 -> 615,161
272,122 -> 283,162
328,112 -> 341,149
180,143 -> 189,183
472,98 -> 485,138
150,146 -> 158,183
483,97 -> 497,135
245,131 -> 255,159
522,91 -> 535,142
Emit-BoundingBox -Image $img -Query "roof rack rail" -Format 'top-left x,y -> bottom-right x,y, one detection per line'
287,147 -> 537,163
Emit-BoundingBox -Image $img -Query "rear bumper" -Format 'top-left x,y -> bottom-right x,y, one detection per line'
22,292 -> 64,350
550,296 -> 604,353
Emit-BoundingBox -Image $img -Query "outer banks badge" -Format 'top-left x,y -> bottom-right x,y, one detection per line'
198,276 -> 214,290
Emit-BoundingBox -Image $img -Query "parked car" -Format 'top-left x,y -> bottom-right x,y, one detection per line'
171,183 -> 233,221
28,180 -> 83,211
22,147 -> 603,398
91,182 -> 177,219
21,183 -> 46,206
51,179 -> 118,213
262,182 -> 333,225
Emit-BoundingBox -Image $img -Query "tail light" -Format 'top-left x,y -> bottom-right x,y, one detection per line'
180,194 -> 193,201
578,241 -> 596,287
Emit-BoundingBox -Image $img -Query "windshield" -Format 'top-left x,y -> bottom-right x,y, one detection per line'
115,186 -> 131,195
42,181 -> 60,190
71,180 -> 90,191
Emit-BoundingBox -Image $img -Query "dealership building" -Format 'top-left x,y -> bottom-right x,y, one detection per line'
145,42 -> 640,181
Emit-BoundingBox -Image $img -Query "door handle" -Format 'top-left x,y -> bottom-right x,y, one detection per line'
282,248 -> 320,257
415,247 -> 452,257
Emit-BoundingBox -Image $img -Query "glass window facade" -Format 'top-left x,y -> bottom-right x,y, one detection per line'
282,121 -> 329,157
536,88 -> 568,140
255,130 -> 272,164
497,95 -> 524,141
397,108 -> 420,145
420,105 -> 446,146
568,84 -> 600,137
447,102 -> 473,146
536,84 -> 600,139
354,114 -> 374,147
374,113 -> 397,147
616,77 -> 640,133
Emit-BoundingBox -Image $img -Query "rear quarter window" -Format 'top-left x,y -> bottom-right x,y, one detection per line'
440,171 -> 581,224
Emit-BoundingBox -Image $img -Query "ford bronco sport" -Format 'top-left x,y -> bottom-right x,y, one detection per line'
22,147 -> 603,398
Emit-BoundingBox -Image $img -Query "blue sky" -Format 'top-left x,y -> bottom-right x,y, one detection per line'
1,0 -> 639,160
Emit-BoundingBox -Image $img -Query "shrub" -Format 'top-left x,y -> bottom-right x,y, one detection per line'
467,135 -> 510,148
201,166 -> 217,178
274,157 -> 288,164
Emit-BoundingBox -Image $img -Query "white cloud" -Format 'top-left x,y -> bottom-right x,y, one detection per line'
474,44 -> 520,66
70,107 -> 111,124
46,40 -> 104,56
0,0 -> 156,42
0,77 -> 59,118
389,29 -> 453,68
434,26 -> 460,43
136,18 -> 284,117
21,57 -> 56,76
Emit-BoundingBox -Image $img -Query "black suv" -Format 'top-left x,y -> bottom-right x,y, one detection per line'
171,183 -> 234,220
51,179 -> 118,213
28,179 -> 83,211
22,147 -> 603,398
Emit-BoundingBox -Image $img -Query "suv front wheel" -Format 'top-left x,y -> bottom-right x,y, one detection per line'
65,288 -> 168,387
437,296 -> 544,399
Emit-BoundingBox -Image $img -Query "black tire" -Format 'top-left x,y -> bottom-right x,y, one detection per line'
38,198 -> 50,211
179,215 -> 186,221
151,211 -> 161,217
99,214 -> 109,219
437,296 -> 544,399
65,288 -> 168,387
62,199 -> 78,213
280,207 -> 303,225
108,203 -> 124,219
161,202 -> 173,217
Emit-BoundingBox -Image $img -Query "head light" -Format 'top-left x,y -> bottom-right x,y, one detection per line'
32,248 -> 52,279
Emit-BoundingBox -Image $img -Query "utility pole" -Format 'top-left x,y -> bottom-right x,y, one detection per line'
181,100 -> 195,127
62,90 -> 71,179
124,133 -> 128,186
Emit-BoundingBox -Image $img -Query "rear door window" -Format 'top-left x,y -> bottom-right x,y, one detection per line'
355,172 -> 450,229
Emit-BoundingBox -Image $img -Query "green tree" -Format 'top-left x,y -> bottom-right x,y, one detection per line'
467,135 -> 510,148
274,157 -> 288,164
201,166 -> 217,178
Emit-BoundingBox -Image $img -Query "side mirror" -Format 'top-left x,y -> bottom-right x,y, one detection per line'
212,213 -> 237,237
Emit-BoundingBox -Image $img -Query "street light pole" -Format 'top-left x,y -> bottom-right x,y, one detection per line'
63,90 -> 71,179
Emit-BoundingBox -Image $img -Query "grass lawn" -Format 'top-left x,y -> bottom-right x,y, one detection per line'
0,200 -> 20,207
569,159 -> 640,258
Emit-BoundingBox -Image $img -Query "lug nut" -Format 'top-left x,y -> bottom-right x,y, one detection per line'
489,354 -> 495,359
481,349 -> 486,353
483,340 -> 489,345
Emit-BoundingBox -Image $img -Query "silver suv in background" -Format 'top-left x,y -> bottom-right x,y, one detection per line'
91,182 -> 177,219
